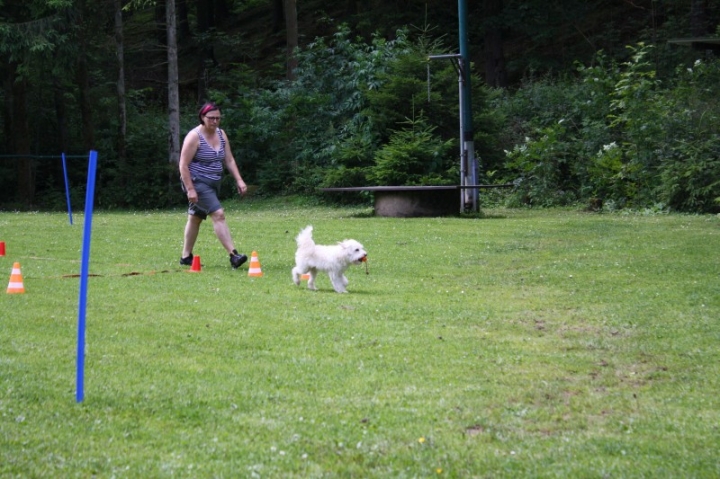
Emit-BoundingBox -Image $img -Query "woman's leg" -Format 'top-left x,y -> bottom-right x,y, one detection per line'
209,208 -> 236,254
182,214 -> 203,258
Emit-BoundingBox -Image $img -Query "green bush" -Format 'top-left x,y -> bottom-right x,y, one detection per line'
656,59 -> 720,213
367,115 -> 455,186
497,45 -> 720,212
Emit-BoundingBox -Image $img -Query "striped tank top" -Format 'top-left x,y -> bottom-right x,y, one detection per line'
188,128 -> 225,181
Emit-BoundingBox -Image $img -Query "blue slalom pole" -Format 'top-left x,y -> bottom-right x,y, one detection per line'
76,150 -> 98,403
62,153 -> 73,225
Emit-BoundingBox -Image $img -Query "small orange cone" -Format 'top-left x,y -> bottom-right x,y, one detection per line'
7,262 -> 25,294
247,251 -> 263,277
189,255 -> 202,272
0,241 -> 5,256
301,273 -> 310,280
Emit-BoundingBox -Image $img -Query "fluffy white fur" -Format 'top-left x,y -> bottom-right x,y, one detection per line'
292,225 -> 367,293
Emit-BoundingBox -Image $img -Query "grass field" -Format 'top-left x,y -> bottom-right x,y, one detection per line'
1,198 -> 719,478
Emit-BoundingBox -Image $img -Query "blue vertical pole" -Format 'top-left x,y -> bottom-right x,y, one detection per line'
62,153 -> 73,225
76,150 -> 98,403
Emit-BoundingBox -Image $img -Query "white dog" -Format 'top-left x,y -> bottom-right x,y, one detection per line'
292,225 -> 367,293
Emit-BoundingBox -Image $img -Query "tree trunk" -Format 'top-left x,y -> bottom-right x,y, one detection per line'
76,0 -> 95,151
195,0 -> 217,101
167,0 -> 181,165
52,77 -> 69,154
3,65 -> 12,152
484,30 -> 507,87
272,0 -> 283,32
483,0 -> 507,88
155,0 -> 167,51
115,0 -> 127,177
284,0 -> 298,81
177,0 -> 191,41
214,0 -> 230,24
11,66 -> 34,207
346,0 -> 359,15
196,0 -> 213,32
690,0 -> 708,37
76,54 -> 95,151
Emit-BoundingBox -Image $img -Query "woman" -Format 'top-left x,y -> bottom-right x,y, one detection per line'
178,102 -> 248,269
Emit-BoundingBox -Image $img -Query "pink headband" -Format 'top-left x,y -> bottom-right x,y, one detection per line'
200,104 -> 217,116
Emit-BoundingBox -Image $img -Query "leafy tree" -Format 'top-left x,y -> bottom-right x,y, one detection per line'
367,115 -> 454,186
221,25 -> 414,193
0,0 -> 75,206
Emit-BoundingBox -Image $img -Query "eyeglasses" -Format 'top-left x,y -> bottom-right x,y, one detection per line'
205,116 -> 222,121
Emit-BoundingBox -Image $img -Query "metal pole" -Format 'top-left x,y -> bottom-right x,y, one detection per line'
458,65 -> 465,213
458,0 -> 477,212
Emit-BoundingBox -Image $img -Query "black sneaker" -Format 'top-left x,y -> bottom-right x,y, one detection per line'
180,254 -> 194,266
230,252 -> 248,269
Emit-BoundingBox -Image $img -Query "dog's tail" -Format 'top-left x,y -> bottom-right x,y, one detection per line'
295,225 -> 315,251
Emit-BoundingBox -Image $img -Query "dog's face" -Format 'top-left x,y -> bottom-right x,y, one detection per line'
340,239 -> 367,264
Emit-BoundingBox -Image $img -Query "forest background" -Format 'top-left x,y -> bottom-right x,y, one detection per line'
1,0 -> 719,213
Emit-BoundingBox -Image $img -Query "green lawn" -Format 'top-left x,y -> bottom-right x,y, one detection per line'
1,199 -> 719,478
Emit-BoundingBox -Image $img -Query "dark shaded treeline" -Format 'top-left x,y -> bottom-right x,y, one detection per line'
0,0 -> 717,209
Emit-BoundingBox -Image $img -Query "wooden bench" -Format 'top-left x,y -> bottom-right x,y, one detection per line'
320,184 -> 514,217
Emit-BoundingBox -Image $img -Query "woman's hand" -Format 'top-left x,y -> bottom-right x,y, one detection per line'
237,180 -> 247,196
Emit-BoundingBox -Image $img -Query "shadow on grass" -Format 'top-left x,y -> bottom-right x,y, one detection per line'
344,210 -> 509,219
460,211 -> 508,219
345,209 -> 376,218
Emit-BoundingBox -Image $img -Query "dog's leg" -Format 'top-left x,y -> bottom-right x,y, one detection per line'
292,266 -> 302,286
307,268 -> 318,291
341,275 -> 349,287
329,271 -> 348,293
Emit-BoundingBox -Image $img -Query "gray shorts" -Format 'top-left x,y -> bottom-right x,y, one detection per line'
183,176 -> 222,220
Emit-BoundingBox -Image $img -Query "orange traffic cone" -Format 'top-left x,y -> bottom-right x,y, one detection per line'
0,241 -> 5,256
301,273 -> 310,280
247,251 -> 263,277
7,262 -> 25,294
189,255 -> 202,272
